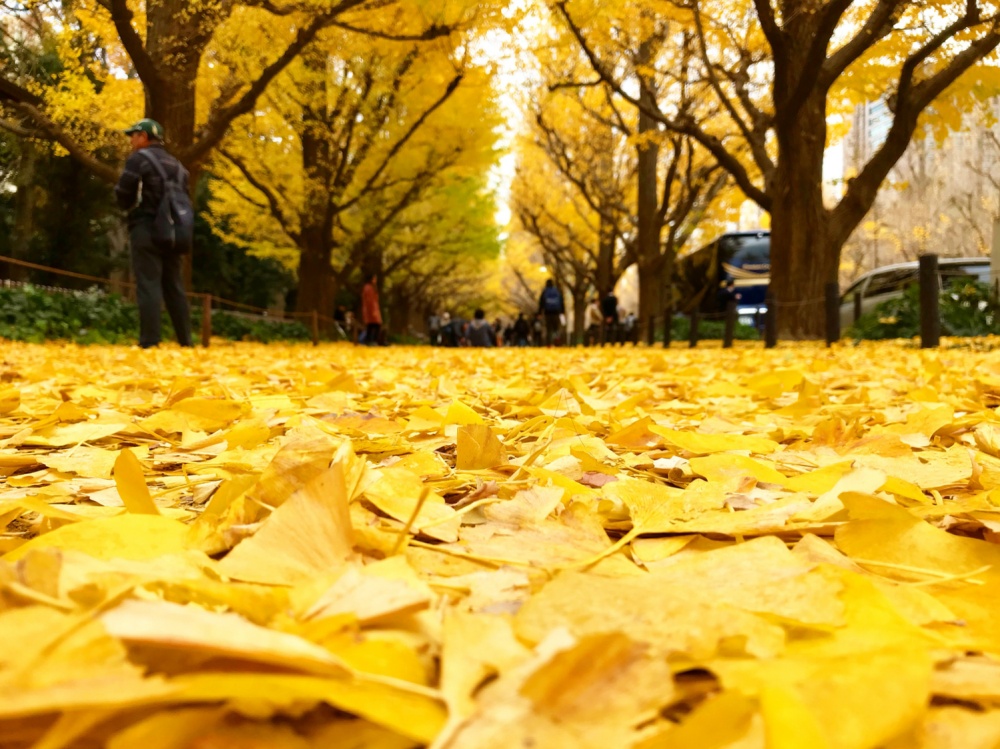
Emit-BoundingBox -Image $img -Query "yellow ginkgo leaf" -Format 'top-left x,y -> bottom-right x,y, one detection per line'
113,449 -> 159,515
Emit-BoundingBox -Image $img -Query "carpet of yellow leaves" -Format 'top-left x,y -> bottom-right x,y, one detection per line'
2,340 -> 1000,748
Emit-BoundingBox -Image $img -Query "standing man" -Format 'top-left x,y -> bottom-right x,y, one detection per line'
114,119 -> 192,349
537,279 -> 565,347
361,273 -> 383,346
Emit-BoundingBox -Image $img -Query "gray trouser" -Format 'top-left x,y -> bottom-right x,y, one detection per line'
130,223 -> 192,348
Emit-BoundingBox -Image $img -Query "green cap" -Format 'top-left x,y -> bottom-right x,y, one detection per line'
124,119 -> 164,140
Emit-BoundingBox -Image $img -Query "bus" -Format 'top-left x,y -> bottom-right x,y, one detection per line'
674,231 -> 770,318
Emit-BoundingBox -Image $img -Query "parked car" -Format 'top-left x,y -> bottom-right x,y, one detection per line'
839,258 -> 991,331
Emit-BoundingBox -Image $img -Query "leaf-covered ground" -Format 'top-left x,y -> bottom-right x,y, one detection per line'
3,340 -> 1000,748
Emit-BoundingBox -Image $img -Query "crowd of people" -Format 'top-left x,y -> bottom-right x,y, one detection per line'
425,283 -> 639,348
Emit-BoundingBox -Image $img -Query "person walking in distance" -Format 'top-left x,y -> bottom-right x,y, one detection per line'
361,274 -> 383,346
584,295 -> 601,347
537,279 -> 565,347
513,312 -> 530,347
466,309 -> 496,347
114,119 -> 193,348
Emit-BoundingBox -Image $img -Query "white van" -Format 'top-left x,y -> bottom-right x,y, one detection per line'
840,258 -> 991,331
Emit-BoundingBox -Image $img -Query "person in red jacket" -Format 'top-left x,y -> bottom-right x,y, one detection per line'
361,274 -> 383,346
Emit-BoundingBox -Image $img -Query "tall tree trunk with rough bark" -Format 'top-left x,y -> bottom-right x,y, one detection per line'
769,91 -> 835,338
635,43 -> 661,335
10,140 -> 36,281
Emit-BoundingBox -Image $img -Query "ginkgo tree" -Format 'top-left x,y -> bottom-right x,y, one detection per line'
557,0 -> 1000,338
513,67 -> 635,314
378,174 -> 502,329
208,31 -> 503,318
0,0 -> 470,183
517,12 -> 735,332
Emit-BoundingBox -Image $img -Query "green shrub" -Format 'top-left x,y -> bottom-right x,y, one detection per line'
848,279 -> 1000,340
670,315 -> 760,341
0,284 -> 140,343
0,285 -> 312,344
202,311 -> 312,343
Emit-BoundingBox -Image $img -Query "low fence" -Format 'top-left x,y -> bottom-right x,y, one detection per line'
603,253 -> 953,350
0,254 -> 342,346
0,253 -> 964,349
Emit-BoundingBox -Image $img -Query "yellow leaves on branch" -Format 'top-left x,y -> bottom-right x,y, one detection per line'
6,340 -> 1000,746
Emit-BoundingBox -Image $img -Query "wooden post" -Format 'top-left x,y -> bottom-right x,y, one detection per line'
663,304 -> 673,348
688,308 -> 700,348
201,294 -> 211,348
825,282 -> 840,347
646,315 -> 656,346
723,300 -> 737,349
764,292 -> 777,349
853,291 -> 862,323
310,310 -> 319,347
919,254 -> 940,349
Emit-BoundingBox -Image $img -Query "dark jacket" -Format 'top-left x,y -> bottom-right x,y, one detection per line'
513,315 -> 530,337
466,319 -> 496,347
601,293 -> 619,322
115,144 -> 189,228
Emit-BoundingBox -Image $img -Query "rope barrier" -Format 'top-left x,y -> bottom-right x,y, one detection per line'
0,254 -> 137,290
0,253 -> 345,341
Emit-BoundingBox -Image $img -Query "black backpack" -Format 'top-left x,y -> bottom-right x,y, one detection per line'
542,286 -> 562,313
139,150 -> 194,254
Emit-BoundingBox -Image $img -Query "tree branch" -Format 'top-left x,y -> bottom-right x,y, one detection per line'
750,0 -> 784,57
183,6 -> 359,165
832,16 -> 1000,249
819,0 -> 904,88
327,19 -> 452,42
108,0 -> 160,88
554,0 -> 771,209
0,101 -> 120,183
336,72 -> 463,213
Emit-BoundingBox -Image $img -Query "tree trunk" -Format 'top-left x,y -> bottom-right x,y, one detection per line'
769,88 -> 836,339
296,228 -> 334,315
660,245 -> 675,323
294,102 -> 336,316
634,40 -> 661,337
597,215 -> 616,298
144,2 -> 217,291
145,2 -> 211,156
388,289 -> 410,338
9,140 -> 36,281
637,254 -> 665,332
